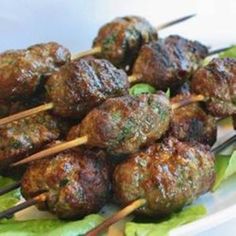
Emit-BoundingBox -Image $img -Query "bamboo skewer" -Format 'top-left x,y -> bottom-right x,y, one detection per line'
86,199 -> 147,236
0,180 -> 21,196
0,193 -> 47,220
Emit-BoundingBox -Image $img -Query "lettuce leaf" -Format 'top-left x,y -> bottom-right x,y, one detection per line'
219,45 -> 236,58
129,83 -> 156,96
0,176 -> 21,211
0,214 -> 104,236
212,151 -> 236,191
125,205 -> 206,236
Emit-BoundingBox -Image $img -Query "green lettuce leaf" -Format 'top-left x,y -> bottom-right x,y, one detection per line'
219,45 -> 236,58
0,214 -> 104,236
0,176 -> 21,211
125,205 -> 206,236
212,151 -> 236,191
129,83 -> 156,96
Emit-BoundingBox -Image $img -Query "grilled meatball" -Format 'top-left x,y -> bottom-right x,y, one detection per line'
191,58 -> 236,117
0,42 -> 70,101
93,16 -> 157,70
113,137 -> 215,217
0,112 -> 60,170
21,149 -> 110,219
67,93 -> 171,155
169,94 -> 217,146
46,57 -> 129,119
132,35 -> 208,90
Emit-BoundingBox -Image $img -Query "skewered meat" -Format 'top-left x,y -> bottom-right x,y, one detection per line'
132,35 -> 208,90
46,57 -> 129,119
93,16 -> 157,70
191,58 -> 236,117
67,93 -> 170,155
113,137 -> 215,217
0,112 -> 61,170
0,42 -> 70,101
21,149 -> 110,219
169,94 -> 217,146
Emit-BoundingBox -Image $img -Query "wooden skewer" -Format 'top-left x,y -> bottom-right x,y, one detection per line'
86,199 -> 147,236
156,14 -> 195,31
11,136 -> 88,167
0,180 -> 21,196
0,193 -> 47,220
84,135 -> 236,236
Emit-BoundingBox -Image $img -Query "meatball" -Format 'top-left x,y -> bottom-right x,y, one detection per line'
113,137 -> 215,217
169,94 -> 217,146
0,112 -> 60,170
132,35 -> 208,90
191,58 -> 236,117
67,93 -> 171,155
21,149 -> 111,219
0,42 -> 70,101
46,57 -> 129,119
93,16 -> 157,70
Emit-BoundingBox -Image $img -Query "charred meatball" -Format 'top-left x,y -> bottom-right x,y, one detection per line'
169,94 -> 217,146
132,35 -> 208,90
21,149 -> 110,219
113,137 -> 215,217
46,57 -> 129,119
0,112 -> 60,170
93,16 -> 157,70
0,42 -> 70,101
67,93 -> 171,155
191,58 -> 236,117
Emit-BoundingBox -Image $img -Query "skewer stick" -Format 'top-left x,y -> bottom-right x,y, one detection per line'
71,47 -> 102,60
156,14 -> 196,31
11,136 -> 88,167
211,134 -> 236,154
86,199 -> 147,236
85,135 -> 236,236
0,180 -> 21,196
0,193 -> 47,220
0,102 -> 54,126
208,46 -> 233,56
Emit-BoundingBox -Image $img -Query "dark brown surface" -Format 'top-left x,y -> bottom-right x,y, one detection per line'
233,115 -> 236,130
21,149 -> 110,219
0,112 -> 60,170
0,42 -> 70,101
113,137 -> 215,217
191,58 -> 236,117
46,57 -> 129,119
132,35 -> 208,90
169,94 -> 217,146
93,16 -> 157,71
67,93 -> 171,155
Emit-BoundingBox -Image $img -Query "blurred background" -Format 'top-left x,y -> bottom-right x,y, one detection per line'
0,0 -> 235,52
